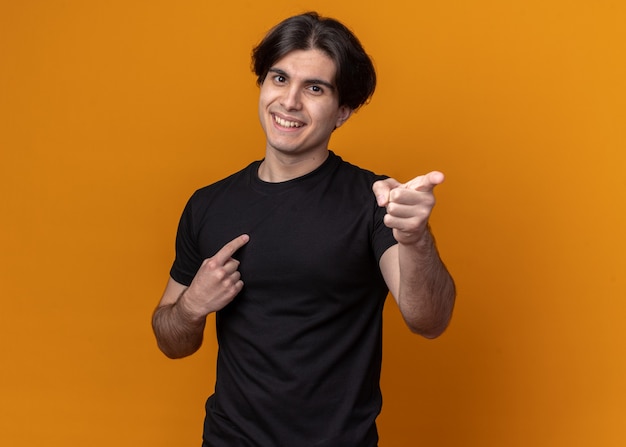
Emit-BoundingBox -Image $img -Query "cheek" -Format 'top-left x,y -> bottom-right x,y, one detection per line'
315,106 -> 340,128
257,99 -> 264,125
258,84 -> 275,107
258,90 -> 268,110
258,91 -> 272,120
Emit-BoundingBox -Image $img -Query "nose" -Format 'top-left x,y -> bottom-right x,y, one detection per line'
280,85 -> 302,111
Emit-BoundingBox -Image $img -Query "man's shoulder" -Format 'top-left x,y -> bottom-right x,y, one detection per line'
191,161 -> 260,198
331,151 -> 388,183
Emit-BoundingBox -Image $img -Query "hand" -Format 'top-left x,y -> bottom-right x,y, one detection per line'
372,171 -> 445,245
182,234 -> 250,317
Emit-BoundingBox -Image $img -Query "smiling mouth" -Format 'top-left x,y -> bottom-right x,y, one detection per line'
273,114 -> 304,128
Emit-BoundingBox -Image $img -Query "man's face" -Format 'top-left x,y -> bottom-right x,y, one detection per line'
258,49 -> 352,159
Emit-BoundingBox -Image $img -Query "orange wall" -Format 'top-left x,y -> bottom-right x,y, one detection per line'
1,1 -> 625,446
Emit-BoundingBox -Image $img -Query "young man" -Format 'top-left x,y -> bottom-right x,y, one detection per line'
152,12 -> 455,447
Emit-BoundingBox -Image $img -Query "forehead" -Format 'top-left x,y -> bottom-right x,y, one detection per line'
271,49 -> 337,84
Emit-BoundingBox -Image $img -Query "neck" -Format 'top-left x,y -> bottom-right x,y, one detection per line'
258,150 -> 329,182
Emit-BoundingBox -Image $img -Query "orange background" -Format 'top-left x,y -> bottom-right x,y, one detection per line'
1,1 -> 625,446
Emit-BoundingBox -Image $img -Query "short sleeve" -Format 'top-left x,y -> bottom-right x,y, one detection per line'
370,177 -> 397,262
169,195 -> 204,286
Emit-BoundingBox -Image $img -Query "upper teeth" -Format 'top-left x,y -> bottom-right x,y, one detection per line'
275,115 -> 302,128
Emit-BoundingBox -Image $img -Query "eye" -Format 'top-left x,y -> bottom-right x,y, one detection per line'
308,85 -> 323,95
273,75 -> 287,84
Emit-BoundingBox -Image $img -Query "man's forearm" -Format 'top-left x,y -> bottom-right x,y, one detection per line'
397,229 -> 456,338
152,292 -> 207,359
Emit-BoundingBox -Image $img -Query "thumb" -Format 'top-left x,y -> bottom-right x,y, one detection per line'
372,178 -> 402,206
403,171 -> 445,192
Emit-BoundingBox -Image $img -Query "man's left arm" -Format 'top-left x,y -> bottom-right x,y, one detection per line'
373,171 -> 456,338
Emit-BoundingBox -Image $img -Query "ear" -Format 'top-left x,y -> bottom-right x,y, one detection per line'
335,105 -> 353,128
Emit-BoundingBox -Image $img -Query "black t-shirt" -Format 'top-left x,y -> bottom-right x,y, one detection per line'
171,151 -> 397,447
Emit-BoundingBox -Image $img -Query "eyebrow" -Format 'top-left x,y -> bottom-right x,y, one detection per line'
268,68 -> 336,91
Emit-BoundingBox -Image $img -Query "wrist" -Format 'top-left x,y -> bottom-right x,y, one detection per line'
176,288 -> 206,324
396,224 -> 432,248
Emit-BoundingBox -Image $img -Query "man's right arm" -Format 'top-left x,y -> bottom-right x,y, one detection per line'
152,234 -> 250,359
152,278 -> 206,359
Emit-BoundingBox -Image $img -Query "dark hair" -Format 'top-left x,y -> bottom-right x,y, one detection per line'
252,12 -> 376,110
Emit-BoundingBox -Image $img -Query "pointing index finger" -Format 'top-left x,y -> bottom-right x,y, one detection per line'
214,234 -> 250,265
